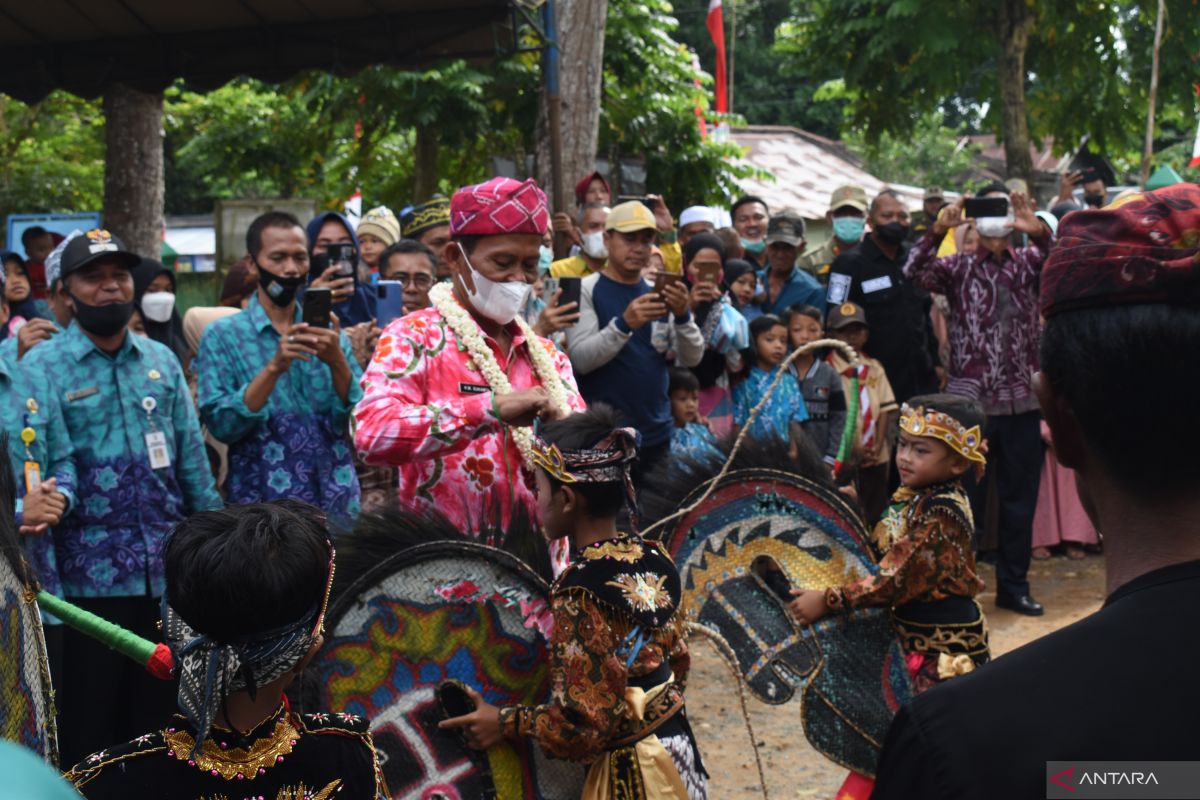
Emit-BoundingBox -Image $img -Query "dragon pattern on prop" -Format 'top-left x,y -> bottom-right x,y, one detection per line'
641,437 -> 914,777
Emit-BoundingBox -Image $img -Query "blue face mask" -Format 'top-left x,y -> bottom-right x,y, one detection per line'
741,238 -> 766,255
538,245 -> 553,275
832,216 -> 866,244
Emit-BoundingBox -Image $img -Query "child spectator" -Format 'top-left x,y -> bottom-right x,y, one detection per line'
826,302 -> 898,523
67,502 -> 387,798
668,367 -> 722,463
723,258 -> 762,323
782,304 -> 847,470
733,314 -> 808,457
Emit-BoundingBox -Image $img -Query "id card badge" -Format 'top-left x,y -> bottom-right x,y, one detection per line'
23,461 -> 41,493
145,431 -> 171,470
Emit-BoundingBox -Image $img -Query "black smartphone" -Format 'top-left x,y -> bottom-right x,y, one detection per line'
327,243 -> 357,277
438,680 -> 477,721
557,276 -> 582,309
302,288 -> 332,328
617,194 -> 648,205
964,197 -> 1009,219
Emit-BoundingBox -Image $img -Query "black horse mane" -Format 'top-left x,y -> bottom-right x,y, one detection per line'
329,500 -> 553,603
639,431 -> 838,540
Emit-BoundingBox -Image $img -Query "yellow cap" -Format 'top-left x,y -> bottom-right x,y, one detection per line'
605,201 -> 657,233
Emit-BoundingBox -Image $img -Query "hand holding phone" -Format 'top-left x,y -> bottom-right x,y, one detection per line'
302,288 -> 333,329
652,271 -> 683,296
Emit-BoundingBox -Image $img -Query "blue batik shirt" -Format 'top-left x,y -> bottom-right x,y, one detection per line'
22,324 -> 221,598
196,295 -> 363,519
670,421 -> 723,464
0,349 -> 76,608
733,365 -> 809,444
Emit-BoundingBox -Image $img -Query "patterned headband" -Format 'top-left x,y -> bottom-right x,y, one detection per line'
531,427 -> 639,514
161,543 -> 336,754
899,404 -> 987,467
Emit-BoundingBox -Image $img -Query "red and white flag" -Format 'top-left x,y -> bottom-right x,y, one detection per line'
1190,84 -> 1200,169
706,0 -> 728,114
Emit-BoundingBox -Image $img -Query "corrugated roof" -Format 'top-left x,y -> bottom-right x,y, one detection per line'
0,0 -> 514,103
731,125 -> 931,220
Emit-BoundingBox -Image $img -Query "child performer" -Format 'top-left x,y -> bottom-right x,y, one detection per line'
67,502 -> 387,799
732,314 -> 809,457
439,406 -> 707,800
782,304 -> 848,470
668,367 -> 722,463
826,302 -> 898,524
789,394 -> 991,693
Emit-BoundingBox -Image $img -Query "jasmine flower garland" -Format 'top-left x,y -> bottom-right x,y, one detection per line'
430,282 -> 573,470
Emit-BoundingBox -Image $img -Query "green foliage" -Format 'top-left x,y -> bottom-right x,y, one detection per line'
0,92 -> 105,221
602,0 -> 766,209
674,0 -> 846,136
843,109 -> 985,190
777,0 -> 1200,180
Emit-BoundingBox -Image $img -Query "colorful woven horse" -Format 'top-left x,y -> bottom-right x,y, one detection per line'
299,507 -> 584,800
642,439 -> 913,777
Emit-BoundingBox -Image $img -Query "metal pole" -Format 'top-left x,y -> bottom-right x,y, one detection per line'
1140,0 -> 1166,187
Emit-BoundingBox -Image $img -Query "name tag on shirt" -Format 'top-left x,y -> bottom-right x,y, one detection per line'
861,275 -> 893,294
459,383 -> 490,395
66,386 -> 100,402
145,431 -> 171,470
827,273 -> 851,304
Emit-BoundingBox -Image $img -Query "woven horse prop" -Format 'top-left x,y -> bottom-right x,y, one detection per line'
640,339 -> 913,779
297,507 -> 585,800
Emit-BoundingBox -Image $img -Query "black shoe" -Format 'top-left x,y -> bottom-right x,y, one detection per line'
996,593 -> 1044,616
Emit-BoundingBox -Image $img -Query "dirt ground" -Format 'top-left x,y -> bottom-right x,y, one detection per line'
685,554 -> 1107,799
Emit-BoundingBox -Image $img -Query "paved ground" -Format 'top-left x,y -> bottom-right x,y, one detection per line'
685,553 -> 1107,798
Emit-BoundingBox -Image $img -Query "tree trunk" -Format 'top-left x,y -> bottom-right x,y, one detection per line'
102,84 -> 164,259
412,124 -> 440,202
536,0 -> 608,210
996,0 -> 1034,187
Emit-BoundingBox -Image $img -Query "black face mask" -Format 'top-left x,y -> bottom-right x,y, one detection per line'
256,264 -> 306,307
1083,193 -> 1106,208
71,295 -> 135,338
875,221 -> 909,245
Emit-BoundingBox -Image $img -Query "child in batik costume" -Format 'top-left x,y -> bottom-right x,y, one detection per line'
789,394 -> 991,800
440,406 -> 707,800
789,393 -> 991,693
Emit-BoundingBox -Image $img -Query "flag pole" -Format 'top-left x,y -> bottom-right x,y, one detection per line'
1140,0 -> 1166,187
728,0 -> 736,114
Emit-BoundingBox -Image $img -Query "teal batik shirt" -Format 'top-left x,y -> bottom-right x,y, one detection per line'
196,295 -> 363,519
23,324 -> 221,598
0,348 -> 76,606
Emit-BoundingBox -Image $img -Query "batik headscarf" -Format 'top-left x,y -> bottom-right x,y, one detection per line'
160,543 -> 335,754
531,427 -> 639,514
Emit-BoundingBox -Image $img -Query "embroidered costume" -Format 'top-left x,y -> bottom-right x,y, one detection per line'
65,703 -> 387,800
824,404 -> 990,694
499,533 -> 706,800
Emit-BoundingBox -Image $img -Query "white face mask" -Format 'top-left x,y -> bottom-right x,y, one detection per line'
457,244 -> 531,325
975,215 -> 1014,239
140,291 -> 176,323
581,230 -> 608,260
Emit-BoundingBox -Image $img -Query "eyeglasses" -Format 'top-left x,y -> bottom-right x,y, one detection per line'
386,272 -> 435,289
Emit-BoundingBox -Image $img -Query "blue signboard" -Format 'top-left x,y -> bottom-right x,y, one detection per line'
6,213 -> 102,259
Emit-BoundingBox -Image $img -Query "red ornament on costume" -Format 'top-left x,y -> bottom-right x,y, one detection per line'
449,177 -> 550,237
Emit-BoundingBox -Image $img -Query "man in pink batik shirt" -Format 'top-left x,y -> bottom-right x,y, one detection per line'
355,177 -> 586,549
